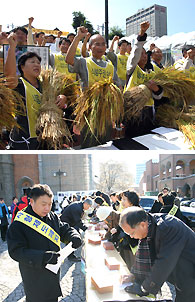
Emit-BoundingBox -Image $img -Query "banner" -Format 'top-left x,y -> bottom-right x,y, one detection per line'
25,27 -> 69,37
3,44 -> 50,74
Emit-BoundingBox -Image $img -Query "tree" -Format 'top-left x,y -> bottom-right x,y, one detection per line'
108,26 -> 125,40
72,11 -> 98,35
96,161 -> 134,194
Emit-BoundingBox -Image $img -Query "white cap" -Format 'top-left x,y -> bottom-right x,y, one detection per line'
96,206 -> 112,221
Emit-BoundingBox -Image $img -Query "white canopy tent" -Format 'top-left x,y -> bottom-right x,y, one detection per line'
120,31 -> 195,65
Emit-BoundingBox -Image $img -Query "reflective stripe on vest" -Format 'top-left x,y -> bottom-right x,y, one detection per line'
130,244 -> 138,255
15,210 -> 61,248
21,78 -> 42,138
125,65 -> 155,106
86,57 -> 114,87
168,205 -> 178,216
55,54 -> 77,81
117,54 -> 128,81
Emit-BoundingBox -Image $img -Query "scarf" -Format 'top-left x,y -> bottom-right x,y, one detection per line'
131,215 -> 153,283
0,203 -> 9,218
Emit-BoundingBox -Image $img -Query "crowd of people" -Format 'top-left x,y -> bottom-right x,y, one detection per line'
0,19 -> 194,149
1,183 -> 194,301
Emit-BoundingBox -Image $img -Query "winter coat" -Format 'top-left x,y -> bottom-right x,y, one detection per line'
142,213 -> 195,298
60,202 -> 87,231
0,203 -> 9,226
7,205 -> 80,301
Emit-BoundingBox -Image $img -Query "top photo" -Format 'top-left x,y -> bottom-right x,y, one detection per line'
0,0 -> 194,150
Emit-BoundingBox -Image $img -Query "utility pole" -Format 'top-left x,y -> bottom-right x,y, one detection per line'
105,0 -> 109,47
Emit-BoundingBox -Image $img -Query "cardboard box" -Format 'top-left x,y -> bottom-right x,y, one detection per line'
91,275 -> 113,293
102,241 -> 115,250
105,257 -> 120,270
88,237 -> 101,245
94,224 -> 101,231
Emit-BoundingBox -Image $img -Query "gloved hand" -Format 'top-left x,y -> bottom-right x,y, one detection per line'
125,282 -> 149,297
71,236 -> 82,249
43,251 -> 60,265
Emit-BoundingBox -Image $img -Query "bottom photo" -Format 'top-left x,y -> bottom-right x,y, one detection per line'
0,152 -> 195,302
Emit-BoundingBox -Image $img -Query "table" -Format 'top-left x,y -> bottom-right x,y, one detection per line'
83,228 -> 153,302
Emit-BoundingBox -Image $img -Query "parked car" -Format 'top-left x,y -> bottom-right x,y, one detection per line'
180,199 -> 195,208
180,205 -> 195,229
139,196 -> 157,211
140,196 -> 195,230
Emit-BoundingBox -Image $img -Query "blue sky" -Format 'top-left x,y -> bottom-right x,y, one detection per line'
2,0 -> 195,35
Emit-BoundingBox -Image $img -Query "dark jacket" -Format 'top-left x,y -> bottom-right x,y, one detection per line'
150,201 -> 162,213
142,213 -> 195,297
60,202 -> 87,231
160,204 -> 190,226
7,205 -> 80,301
0,203 -> 9,226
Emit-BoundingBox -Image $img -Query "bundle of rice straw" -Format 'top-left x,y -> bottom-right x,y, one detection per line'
73,78 -> 124,138
124,84 -> 152,122
146,67 -> 195,107
124,67 -> 195,122
0,76 -> 25,134
156,104 -> 195,149
36,69 -> 79,149
178,122 -> 195,149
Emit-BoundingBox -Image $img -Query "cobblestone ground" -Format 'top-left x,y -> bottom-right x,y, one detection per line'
0,238 -> 175,302
0,239 -> 86,302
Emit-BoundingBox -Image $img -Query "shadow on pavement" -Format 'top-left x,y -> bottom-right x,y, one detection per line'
3,282 -> 25,302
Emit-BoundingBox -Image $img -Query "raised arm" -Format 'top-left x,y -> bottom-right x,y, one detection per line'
27,17 -> 35,45
127,21 -> 150,75
4,33 -> 18,88
109,35 -> 119,52
81,32 -> 91,57
66,26 -> 88,65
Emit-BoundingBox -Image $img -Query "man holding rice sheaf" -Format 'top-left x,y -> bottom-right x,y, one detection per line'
66,26 -> 122,148
124,21 -> 165,138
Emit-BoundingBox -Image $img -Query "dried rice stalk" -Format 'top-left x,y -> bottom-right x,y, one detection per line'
124,67 -> 195,123
178,122 -> 195,149
144,67 -> 195,107
73,78 -> 124,138
36,69 -> 79,149
124,84 -> 152,122
0,77 -> 25,133
156,104 -> 195,149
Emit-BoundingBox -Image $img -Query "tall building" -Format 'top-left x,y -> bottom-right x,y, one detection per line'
135,163 -> 146,185
126,4 -> 167,37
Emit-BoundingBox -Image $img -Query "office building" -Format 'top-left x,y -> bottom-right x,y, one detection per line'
126,4 -> 167,37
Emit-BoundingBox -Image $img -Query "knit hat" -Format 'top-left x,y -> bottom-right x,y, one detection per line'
96,206 -> 112,221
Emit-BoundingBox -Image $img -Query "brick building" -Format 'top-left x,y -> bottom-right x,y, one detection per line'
139,154 -> 195,198
0,154 -> 94,205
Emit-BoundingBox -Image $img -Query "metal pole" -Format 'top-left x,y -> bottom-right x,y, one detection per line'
58,169 -> 61,192
105,0 -> 109,47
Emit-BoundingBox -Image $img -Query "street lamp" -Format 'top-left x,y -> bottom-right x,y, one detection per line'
53,169 -> 67,192
105,0 -> 109,47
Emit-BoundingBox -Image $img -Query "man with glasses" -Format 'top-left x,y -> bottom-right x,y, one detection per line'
65,26 -> 119,148
119,206 -> 195,302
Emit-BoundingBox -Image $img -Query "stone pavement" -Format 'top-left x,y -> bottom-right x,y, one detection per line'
0,238 -> 175,302
0,239 -> 86,302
